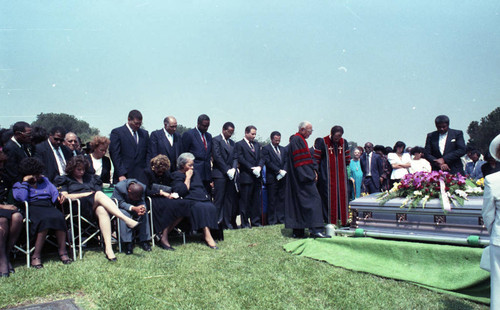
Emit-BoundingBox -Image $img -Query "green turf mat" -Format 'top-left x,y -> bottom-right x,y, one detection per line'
284,236 -> 490,304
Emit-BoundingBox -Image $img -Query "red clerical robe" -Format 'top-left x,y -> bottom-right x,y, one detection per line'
314,136 -> 350,226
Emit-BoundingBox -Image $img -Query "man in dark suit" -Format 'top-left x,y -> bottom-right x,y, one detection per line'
111,179 -> 151,255
425,115 -> 466,175
35,126 -> 72,182
63,132 -> 80,157
212,122 -> 238,229
262,131 -> 287,225
181,114 -> 212,194
360,142 -> 384,193
109,110 -> 150,183
235,125 -> 264,228
3,121 -> 32,187
148,116 -> 182,172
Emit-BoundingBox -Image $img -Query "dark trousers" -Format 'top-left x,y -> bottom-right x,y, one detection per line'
363,176 -> 380,194
239,181 -> 262,227
213,177 -> 237,229
266,179 -> 286,225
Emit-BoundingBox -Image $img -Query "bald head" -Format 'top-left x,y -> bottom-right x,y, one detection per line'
127,182 -> 144,202
64,132 -> 79,151
164,116 -> 178,135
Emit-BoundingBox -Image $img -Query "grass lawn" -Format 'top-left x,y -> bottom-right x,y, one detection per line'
1,225 -> 488,309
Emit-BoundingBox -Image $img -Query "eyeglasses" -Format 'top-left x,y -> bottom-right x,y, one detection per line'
66,140 -> 78,143
53,138 -> 64,142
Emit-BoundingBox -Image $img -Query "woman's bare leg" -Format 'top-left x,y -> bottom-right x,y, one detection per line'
93,191 -> 138,228
95,206 -> 115,259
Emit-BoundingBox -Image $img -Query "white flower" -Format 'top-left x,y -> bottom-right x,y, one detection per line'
413,191 -> 422,196
455,189 -> 468,199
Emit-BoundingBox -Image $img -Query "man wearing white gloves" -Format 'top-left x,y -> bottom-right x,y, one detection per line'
235,125 -> 264,228
212,122 -> 238,230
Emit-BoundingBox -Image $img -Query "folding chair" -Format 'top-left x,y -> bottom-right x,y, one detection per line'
146,196 -> 186,248
66,198 -> 121,259
13,201 -> 76,267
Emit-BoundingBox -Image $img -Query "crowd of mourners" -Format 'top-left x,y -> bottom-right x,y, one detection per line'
0,111 -> 498,280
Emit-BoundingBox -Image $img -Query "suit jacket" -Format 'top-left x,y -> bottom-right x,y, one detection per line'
235,139 -> 264,184
424,128 -> 466,175
109,124 -> 149,183
2,139 -> 29,187
262,144 -> 286,184
212,134 -> 237,179
181,128 -> 212,182
360,152 -> 383,188
148,129 -> 182,172
111,178 -> 146,212
34,140 -> 72,182
482,171 -> 500,247
85,154 -> 112,184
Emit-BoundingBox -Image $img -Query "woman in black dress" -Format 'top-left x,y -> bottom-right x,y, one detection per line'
143,155 -> 190,250
56,155 -> 139,261
171,153 -> 218,249
12,157 -> 72,268
0,152 -> 23,277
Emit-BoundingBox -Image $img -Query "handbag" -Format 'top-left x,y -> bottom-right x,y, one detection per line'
480,246 -> 490,272
152,183 -> 171,194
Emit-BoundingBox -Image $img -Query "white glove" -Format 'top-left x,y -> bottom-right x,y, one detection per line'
276,169 -> 287,181
227,168 -> 236,180
252,166 -> 262,177
170,192 -> 180,199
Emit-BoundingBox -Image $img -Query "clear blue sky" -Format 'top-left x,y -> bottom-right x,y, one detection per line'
1,1 -> 498,147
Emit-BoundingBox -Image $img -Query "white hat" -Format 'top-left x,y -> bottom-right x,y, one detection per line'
489,134 -> 500,161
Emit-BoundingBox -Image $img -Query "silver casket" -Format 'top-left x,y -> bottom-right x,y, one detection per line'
348,194 -> 489,246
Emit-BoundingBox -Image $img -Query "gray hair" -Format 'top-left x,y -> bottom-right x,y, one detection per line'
298,121 -> 311,131
177,152 -> 195,170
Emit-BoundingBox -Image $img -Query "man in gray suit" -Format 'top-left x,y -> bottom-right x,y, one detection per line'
112,179 -> 151,255
212,122 -> 238,229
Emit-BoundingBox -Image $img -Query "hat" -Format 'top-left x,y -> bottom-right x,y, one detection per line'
489,134 -> 500,161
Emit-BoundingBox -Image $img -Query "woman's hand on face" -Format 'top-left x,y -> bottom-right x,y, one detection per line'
23,175 -> 35,183
185,169 -> 194,179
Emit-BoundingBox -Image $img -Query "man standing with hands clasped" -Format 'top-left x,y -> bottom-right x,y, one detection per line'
235,125 -> 264,228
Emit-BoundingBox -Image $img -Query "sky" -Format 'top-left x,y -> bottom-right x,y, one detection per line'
1,1 -> 499,148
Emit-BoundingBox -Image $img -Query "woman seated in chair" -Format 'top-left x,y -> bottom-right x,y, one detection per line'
171,153 -> 219,249
143,155 -> 191,251
0,151 -> 23,277
12,157 -> 72,268
85,136 -> 112,184
56,155 -> 139,261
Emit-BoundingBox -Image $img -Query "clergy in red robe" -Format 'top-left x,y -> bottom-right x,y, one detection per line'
314,126 -> 350,226
284,121 -> 328,238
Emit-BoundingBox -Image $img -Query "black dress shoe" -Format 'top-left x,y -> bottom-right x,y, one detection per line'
140,242 -> 152,252
123,242 -> 133,255
309,232 -> 331,239
292,229 -> 305,238
159,242 -> 175,251
1,273 -> 9,277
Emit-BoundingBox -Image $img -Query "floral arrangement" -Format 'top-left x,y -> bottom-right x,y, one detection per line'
376,171 -> 483,211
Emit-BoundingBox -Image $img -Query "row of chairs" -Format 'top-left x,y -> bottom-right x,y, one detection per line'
12,196 -> 187,267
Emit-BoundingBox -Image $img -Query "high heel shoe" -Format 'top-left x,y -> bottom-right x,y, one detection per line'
127,220 -> 140,230
31,257 -> 44,269
59,253 -> 73,265
159,242 -> 175,251
204,240 -> 219,250
103,248 -> 117,262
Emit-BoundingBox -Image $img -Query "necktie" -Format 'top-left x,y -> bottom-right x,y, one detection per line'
250,142 -> 255,152
202,134 -> 207,150
55,147 -> 66,172
133,131 -> 138,144
275,146 -> 281,159
367,153 -> 372,175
